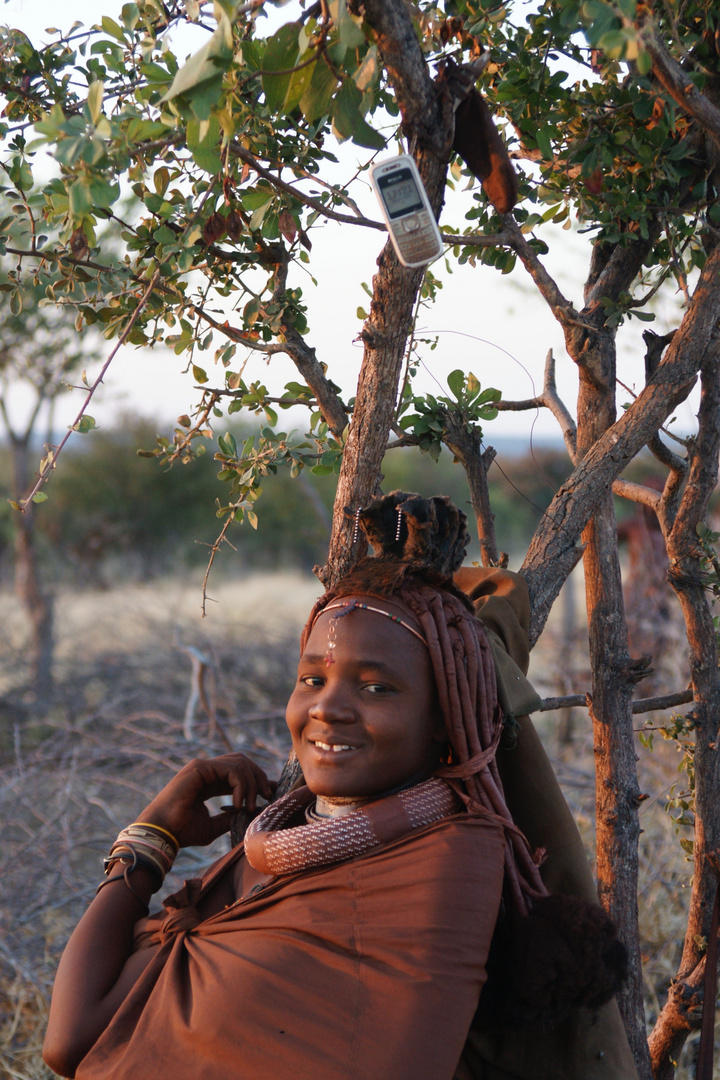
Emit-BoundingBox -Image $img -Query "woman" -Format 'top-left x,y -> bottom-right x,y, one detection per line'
43,492 -> 634,1080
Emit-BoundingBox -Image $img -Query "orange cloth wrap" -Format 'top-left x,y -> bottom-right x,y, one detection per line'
77,815 -> 505,1080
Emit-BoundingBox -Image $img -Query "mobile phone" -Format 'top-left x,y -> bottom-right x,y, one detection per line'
369,155 -> 444,268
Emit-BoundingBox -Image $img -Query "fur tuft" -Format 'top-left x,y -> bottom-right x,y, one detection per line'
476,894 -> 628,1029
348,491 -> 470,583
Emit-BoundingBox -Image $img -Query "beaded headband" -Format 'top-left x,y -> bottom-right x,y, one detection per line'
318,598 -> 427,666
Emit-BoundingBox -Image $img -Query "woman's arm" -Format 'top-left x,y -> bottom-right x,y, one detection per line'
43,753 -> 273,1078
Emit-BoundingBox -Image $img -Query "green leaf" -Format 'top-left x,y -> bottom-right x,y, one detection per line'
73,415 -> 97,434
300,59 -> 339,123
284,60 -> 315,114
536,128 -> 553,161
187,114 -> 222,174
100,16 -> 126,42
348,111 -> 385,150
636,48 -> 652,76
447,369 -> 465,399
161,8 -> 234,102
329,0 -> 366,48
31,491 -> 48,504
121,2 -> 140,30
69,178 -> 94,218
354,46 -> 379,94
597,29 -> 626,59
192,364 -> 209,383
86,80 -> 105,125
89,177 -> 120,209
332,80 -> 384,148
262,23 -> 300,114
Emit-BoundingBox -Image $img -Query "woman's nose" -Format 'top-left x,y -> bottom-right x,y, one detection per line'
308,686 -> 356,724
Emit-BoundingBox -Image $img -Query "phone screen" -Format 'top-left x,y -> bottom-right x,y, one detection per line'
376,168 -> 424,219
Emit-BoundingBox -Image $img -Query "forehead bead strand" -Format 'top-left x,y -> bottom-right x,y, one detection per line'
321,598 -> 426,649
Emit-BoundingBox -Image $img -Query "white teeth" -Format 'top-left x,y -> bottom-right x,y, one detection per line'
313,741 -> 354,752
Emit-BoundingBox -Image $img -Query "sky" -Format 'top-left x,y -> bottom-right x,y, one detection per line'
0,0 -> 697,455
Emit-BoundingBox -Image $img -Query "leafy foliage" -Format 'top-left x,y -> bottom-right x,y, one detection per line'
398,368 -> 500,461
0,0 -> 716,527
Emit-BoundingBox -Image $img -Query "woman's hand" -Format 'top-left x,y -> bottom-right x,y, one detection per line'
137,754 -> 275,848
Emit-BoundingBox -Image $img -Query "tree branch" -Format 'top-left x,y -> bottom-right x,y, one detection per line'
229,143 -> 385,231
17,269 -> 162,510
641,20 -> 720,153
536,688 -> 694,713
318,0 -> 453,587
271,254 -> 349,439
503,216 -> 578,327
612,478 -> 662,512
522,244 -> 720,647
496,350 -> 577,460
440,417 -> 501,566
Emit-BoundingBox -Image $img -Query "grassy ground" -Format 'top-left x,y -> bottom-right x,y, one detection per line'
0,571 -> 711,1078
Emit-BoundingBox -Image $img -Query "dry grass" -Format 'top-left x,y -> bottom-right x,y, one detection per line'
0,571 -> 714,1078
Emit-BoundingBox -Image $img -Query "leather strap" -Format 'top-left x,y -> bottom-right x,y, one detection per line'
697,853 -> 720,1080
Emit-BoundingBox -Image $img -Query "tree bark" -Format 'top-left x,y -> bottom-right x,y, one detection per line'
441,418 -> 501,566
648,347 -> 720,1079
573,318 -> 653,1077
319,0 -> 451,588
9,433 -> 54,700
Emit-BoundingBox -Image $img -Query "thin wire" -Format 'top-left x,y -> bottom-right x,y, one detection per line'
412,327 -> 571,530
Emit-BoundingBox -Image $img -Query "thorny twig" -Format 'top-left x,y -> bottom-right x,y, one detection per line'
16,268 -> 162,510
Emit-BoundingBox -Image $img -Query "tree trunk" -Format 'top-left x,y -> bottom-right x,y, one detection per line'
575,328 -> 652,1078
319,0 -> 451,588
10,434 -> 54,699
648,350 -> 720,1079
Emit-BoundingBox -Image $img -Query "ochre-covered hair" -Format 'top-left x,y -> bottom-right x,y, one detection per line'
301,491 -> 545,916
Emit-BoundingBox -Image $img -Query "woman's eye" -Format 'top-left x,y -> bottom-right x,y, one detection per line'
300,674 -> 324,688
364,682 -> 391,695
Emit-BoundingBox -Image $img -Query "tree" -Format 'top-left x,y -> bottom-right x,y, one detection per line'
0,215 -> 88,698
1,0 -> 720,1074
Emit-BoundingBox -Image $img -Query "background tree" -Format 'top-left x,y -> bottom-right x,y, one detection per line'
0,208 -> 88,698
1,0 -> 720,1075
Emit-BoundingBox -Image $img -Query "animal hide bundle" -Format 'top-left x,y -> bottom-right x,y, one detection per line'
437,56 -> 518,214
475,893 -> 629,1029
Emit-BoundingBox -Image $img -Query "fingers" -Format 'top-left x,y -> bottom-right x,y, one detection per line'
180,754 -> 275,814
138,755 -> 274,847
223,755 -> 273,814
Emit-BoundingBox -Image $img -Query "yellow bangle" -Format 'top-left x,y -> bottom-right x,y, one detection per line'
133,821 -> 180,849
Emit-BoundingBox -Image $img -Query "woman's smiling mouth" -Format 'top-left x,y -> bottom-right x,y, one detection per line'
310,740 -> 357,753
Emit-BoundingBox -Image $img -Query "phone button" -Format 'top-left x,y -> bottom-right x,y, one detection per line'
402,215 -> 420,232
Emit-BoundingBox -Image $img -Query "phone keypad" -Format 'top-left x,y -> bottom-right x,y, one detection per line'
394,210 -> 441,264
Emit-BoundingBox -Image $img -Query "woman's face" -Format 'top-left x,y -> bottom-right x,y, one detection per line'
285,597 -> 446,798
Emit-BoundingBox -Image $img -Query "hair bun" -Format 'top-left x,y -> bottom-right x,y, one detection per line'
348,491 -> 470,584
